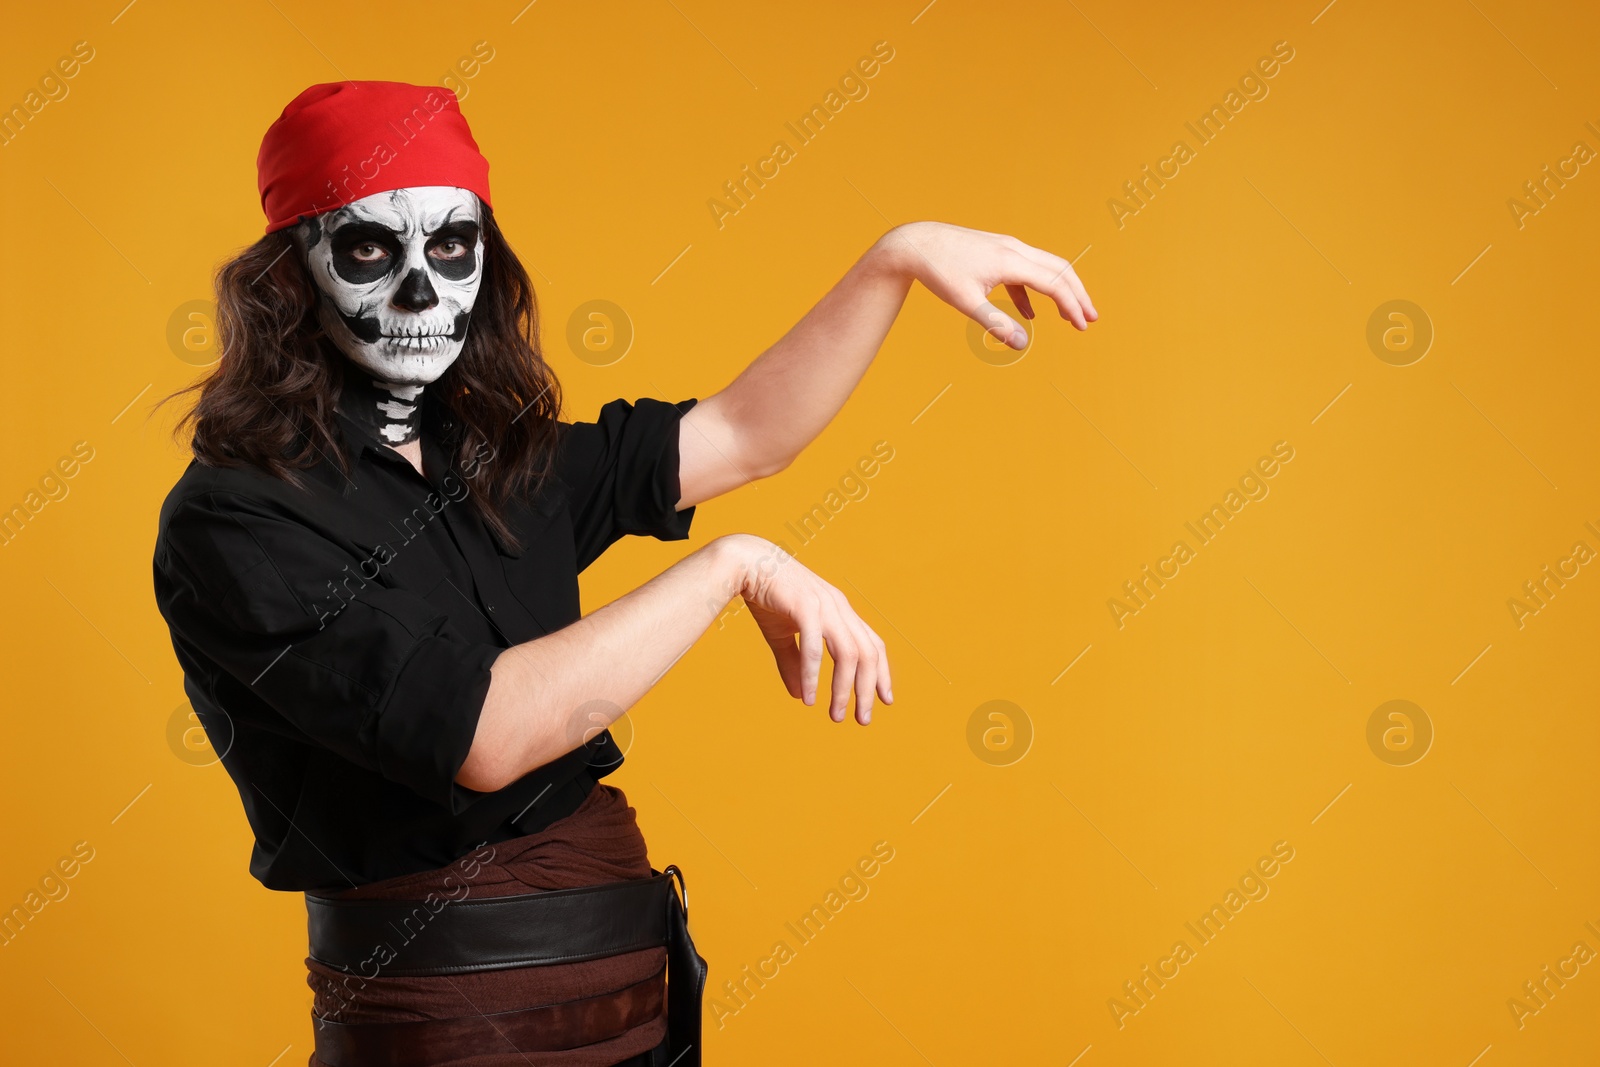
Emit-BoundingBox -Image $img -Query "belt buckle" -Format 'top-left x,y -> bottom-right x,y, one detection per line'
663,864 -> 688,923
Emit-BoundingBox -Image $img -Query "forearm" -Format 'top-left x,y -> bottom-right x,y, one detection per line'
456,535 -> 762,792
701,232 -> 913,476
679,223 -> 1095,506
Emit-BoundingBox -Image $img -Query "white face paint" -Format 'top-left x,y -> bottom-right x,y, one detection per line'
294,186 -> 483,386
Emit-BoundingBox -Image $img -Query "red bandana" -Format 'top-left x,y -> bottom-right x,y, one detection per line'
257,80 -> 493,234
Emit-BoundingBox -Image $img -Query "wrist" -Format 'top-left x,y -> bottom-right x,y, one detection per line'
705,534 -> 762,602
866,224 -> 920,282
707,533 -> 784,601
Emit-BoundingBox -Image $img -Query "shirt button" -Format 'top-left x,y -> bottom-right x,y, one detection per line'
487,604 -> 496,613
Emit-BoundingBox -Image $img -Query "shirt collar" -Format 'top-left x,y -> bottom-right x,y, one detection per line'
329,399 -> 528,557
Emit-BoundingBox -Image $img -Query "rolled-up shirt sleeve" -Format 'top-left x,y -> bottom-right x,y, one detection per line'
560,396 -> 699,572
154,488 -> 503,810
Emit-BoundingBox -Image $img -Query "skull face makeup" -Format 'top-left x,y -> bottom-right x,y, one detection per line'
294,185 -> 484,444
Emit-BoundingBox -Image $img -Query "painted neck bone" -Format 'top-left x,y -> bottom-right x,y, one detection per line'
339,367 -> 426,445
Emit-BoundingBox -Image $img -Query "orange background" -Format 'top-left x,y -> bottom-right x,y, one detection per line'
3,1 -> 1598,1063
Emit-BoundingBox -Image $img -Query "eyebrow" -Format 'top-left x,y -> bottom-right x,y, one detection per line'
328,219 -> 402,241
422,206 -> 480,232
328,213 -> 479,238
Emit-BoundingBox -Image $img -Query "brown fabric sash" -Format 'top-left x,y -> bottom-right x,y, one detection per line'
311,965 -> 665,1066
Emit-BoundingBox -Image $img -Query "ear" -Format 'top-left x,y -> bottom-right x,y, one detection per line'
288,219 -> 324,307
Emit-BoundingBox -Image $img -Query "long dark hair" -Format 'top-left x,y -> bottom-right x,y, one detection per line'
157,206 -> 563,552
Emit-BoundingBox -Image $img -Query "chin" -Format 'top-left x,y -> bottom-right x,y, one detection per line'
345,344 -> 464,386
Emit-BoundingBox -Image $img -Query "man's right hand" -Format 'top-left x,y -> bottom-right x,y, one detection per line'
717,534 -> 894,726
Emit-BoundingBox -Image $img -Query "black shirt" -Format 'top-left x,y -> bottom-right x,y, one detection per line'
151,394 -> 697,892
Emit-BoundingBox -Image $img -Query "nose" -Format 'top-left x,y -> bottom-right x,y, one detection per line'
392,267 -> 438,312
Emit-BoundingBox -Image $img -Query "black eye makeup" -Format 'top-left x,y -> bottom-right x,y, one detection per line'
427,221 -> 480,281
326,220 -> 479,284
330,223 -> 404,284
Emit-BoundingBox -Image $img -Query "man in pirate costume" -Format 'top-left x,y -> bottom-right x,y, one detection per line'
152,80 -> 1095,1066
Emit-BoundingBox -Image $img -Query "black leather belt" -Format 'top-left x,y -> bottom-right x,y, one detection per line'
306,866 -> 706,1066
308,869 -> 675,976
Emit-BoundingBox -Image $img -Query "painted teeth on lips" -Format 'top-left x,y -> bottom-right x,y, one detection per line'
382,332 -> 450,349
